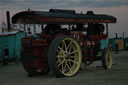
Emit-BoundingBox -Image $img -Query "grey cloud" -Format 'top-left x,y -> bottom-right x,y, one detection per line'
1,0 -> 61,10
55,0 -> 128,8
1,0 -> 128,8
1,0 -> 128,11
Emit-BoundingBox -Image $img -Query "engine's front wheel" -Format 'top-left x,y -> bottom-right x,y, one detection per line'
22,52 -> 50,77
48,36 -> 82,77
102,48 -> 112,69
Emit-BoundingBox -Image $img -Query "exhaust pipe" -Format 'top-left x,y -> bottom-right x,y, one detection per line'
6,11 -> 11,32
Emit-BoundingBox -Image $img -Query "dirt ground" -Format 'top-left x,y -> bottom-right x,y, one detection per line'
0,51 -> 128,85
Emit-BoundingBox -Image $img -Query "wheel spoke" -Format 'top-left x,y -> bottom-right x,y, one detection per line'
69,49 -> 79,55
67,41 -> 73,51
56,55 -> 65,64
57,59 -> 65,67
66,62 -> 72,73
57,49 -> 59,53
58,46 -> 65,53
62,61 -> 67,73
57,55 -> 65,58
69,59 -> 78,65
68,45 -> 73,53
62,40 -> 67,50
68,60 -> 72,68
61,62 -> 64,73
106,60 -> 109,66
70,56 -> 75,58
62,42 -> 64,49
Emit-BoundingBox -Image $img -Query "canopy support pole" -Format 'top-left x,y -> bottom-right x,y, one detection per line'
106,23 -> 108,36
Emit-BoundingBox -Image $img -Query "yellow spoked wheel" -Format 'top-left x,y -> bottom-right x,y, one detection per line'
102,48 -> 112,69
48,36 -> 82,77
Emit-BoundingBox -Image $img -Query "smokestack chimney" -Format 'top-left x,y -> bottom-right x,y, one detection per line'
116,33 -> 118,39
6,11 -> 11,32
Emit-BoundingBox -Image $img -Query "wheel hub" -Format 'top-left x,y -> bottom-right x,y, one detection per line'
65,53 -> 70,59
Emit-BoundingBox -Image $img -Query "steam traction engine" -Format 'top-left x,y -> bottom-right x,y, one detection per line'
12,9 -> 116,77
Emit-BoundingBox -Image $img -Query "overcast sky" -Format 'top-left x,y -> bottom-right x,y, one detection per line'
0,0 -> 128,38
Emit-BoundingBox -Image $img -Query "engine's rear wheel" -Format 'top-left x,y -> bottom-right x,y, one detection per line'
102,48 -> 112,69
48,36 -> 82,77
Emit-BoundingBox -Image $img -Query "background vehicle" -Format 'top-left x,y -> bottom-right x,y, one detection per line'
12,9 -> 117,77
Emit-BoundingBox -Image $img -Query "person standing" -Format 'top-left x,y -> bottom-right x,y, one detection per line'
3,46 -> 9,65
115,43 -> 119,54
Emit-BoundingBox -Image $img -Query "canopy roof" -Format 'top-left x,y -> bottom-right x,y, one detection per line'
12,9 -> 117,24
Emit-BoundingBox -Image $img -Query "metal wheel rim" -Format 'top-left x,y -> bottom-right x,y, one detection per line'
56,38 -> 82,76
105,50 -> 112,69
